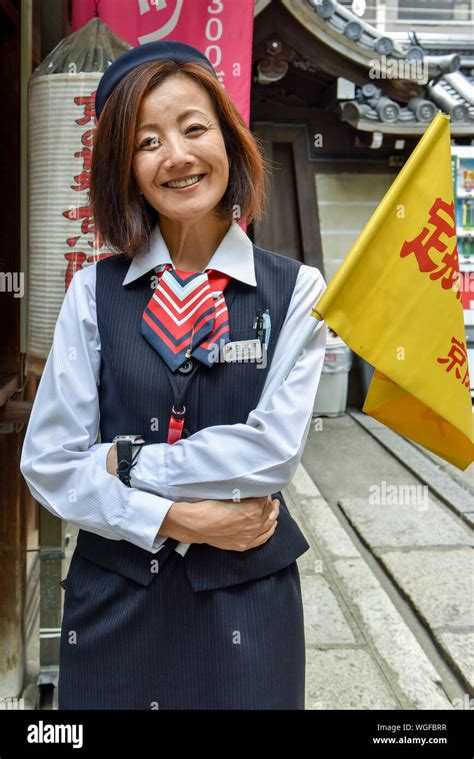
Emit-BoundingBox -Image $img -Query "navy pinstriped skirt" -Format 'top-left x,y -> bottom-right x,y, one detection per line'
58,543 -> 306,710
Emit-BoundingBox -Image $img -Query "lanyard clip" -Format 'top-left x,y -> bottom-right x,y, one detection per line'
168,404 -> 186,444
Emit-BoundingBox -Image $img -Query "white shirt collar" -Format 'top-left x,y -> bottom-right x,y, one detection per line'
122,220 -> 257,287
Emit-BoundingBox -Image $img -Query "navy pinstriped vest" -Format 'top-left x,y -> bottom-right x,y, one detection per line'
75,244 -> 310,591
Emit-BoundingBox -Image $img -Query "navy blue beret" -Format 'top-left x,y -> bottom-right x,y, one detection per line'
95,40 -> 218,119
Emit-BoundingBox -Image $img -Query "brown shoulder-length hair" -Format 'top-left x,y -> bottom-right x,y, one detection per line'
90,60 -> 269,259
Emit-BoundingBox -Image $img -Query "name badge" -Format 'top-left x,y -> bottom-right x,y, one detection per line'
222,339 -> 263,363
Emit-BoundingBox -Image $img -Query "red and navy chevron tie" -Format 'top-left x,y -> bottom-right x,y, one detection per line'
141,264 -> 231,371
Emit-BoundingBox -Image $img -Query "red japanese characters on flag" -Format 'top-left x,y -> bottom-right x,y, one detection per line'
437,336 -> 471,388
400,197 -> 462,302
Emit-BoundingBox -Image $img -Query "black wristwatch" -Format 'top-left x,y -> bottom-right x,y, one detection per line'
112,435 -> 145,487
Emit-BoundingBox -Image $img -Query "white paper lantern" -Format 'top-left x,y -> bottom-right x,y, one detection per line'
27,19 -> 130,376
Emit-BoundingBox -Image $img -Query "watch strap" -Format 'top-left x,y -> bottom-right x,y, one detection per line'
116,439 -> 133,487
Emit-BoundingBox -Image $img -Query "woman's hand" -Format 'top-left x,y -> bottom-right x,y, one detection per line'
106,444 -> 280,551
160,495 -> 280,552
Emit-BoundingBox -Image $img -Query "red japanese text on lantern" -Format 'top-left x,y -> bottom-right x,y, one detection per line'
62,91 -> 114,290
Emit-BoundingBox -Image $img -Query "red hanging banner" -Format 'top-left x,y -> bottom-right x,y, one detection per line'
71,0 -> 254,125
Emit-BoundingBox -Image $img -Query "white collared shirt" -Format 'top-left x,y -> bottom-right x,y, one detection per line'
20,221 -> 328,553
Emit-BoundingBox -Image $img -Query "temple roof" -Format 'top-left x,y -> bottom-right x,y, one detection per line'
273,0 -> 474,135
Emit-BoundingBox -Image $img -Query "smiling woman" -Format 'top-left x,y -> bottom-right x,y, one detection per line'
90,54 -> 267,261
21,40 -> 329,712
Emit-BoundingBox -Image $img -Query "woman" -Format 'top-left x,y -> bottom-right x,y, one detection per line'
20,40 -> 328,710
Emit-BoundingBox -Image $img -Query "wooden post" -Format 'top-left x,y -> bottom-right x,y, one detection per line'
0,0 -> 23,700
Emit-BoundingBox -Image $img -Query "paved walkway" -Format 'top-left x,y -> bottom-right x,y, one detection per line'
290,412 -> 473,710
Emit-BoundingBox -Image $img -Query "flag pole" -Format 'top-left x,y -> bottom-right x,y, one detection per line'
174,303 -> 325,557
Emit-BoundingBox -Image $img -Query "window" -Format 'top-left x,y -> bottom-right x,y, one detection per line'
397,0 -> 470,22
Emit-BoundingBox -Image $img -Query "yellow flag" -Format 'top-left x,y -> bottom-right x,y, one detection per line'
313,111 -> 474,470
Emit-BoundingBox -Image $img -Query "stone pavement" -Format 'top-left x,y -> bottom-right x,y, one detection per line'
288,411 -> 473,710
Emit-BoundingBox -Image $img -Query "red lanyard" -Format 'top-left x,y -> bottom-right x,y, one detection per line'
168,405 -> 186,443
162,362 -> 201,443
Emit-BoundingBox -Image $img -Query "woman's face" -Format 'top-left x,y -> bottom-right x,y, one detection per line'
133,74 -> 230,223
